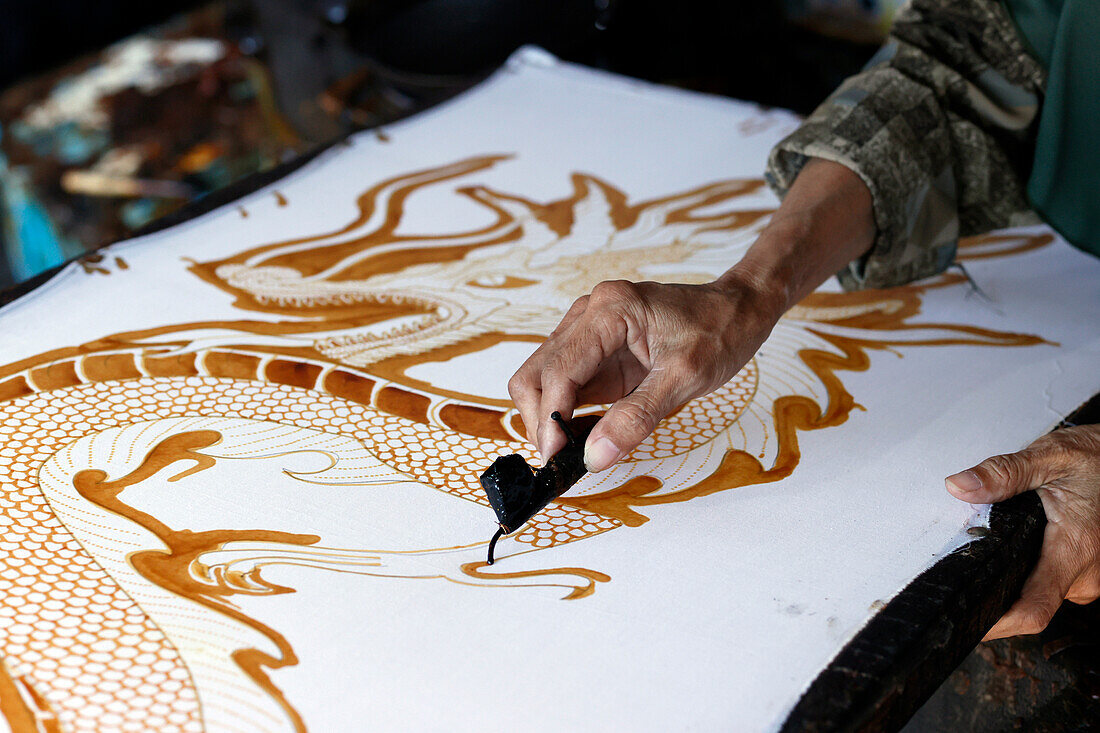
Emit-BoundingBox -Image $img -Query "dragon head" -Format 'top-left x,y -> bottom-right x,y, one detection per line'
191,155 -> 774,367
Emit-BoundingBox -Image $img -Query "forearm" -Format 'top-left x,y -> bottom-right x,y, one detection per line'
716,158 -> 875,316
765,0 -> 1044,291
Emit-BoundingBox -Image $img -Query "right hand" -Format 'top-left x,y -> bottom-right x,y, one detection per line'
508,158 -> 875,473
507,273 -> 784,472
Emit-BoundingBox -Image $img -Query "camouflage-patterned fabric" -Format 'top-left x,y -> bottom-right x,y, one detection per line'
766,0 -> 1047,290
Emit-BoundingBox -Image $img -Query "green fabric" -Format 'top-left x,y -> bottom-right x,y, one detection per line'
1003,0 -> 1100,257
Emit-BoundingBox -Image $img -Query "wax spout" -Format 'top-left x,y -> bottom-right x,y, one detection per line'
486,527 -> 504,565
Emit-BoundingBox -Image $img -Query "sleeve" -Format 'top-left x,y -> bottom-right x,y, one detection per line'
765,0 -> 1047,290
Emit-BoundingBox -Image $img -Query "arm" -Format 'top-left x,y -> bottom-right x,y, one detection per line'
511,0 -> 1090,641
769,0 -> 1045,290
513,0 -> 1047,467
508,158 -> 874,469
767,0 -> 1100,640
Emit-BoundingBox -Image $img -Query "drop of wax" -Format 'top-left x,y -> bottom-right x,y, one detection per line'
479,412 -> 599,565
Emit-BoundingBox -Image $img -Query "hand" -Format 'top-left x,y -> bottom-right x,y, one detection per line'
508,274 -> 784,471
507,159 -> 875,472
945,424 -> 1100,640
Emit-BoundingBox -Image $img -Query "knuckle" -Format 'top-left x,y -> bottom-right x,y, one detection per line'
540,363 -> 563,387
508,368 -> 535,396
507,368 -> 527,390
1031,425 -> 1100,471
615,401 -> 657,437
507,375 -> 525,402
590,279 -> 636,305
979,452 -> 1028,485
540,360 -> 579,393
1032,433 -> 1079,466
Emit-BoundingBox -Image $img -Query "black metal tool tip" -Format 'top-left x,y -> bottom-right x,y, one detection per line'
486,526 -> 504,565
550,411 -> 576,446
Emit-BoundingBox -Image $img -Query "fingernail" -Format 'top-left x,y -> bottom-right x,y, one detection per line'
584,437 -> 622,472
946,470 -> 983,494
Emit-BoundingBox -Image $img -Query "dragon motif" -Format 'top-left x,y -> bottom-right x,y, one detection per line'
0,155 -> 1052,731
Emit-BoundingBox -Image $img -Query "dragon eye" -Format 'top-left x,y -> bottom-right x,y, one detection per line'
467,275 -> 539,289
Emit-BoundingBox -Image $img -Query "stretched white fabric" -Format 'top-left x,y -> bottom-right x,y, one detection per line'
0,47 -> 1097,732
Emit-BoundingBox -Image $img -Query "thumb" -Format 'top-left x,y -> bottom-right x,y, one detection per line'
583,366 -> 687,472
945,445 -> 1058,504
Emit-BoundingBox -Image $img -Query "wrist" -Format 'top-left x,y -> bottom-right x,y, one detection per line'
717,158 -> 875,314
711,256 -> 793,328
714,218 -> 810,317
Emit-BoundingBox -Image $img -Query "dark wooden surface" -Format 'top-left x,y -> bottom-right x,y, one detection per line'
781,494 -> 1046,732
903,600 -> 1100,732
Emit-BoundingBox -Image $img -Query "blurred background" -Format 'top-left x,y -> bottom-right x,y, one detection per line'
0,0 -> 899,288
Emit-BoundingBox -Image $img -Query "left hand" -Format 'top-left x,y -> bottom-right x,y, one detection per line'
945,424 -> 1100,640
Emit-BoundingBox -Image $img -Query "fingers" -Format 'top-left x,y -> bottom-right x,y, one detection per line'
508,296 -> 592,449
584,365 -> 690,473
983,523 -> 1081,640
945,445 -> 1059,504
509,297 -> 631,462
508,369 -> 541,447
536,316 -> 627,460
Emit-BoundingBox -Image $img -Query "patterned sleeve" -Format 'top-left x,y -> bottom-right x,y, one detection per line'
765,0 -> 1047,290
